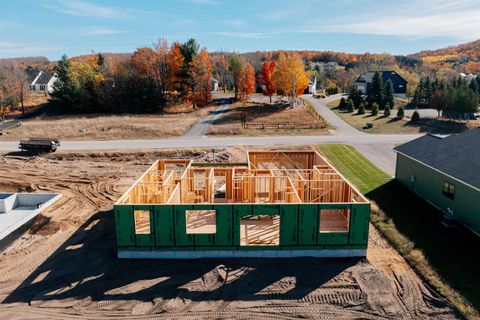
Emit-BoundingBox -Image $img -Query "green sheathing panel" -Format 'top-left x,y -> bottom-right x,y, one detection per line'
191,205 -> 215,247
115,205 -> 135,247
233,205 -> 252,246
174,205 -> 194,246
349,203 -> 371,245
214,205 -> 234,246
396,154 -> 480,235
134,205 -> 155,247
253,204 -> 279,215
154,206 -> 174,246
280,205 -> 298,246
116,202 -> 372,251
298,205 -> 318,245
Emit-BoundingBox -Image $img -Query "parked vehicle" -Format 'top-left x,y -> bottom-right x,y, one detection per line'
19,137 -> 60,153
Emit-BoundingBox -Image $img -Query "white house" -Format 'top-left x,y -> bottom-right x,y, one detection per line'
307,77 -> 317,95
30,71 -> 58,94
212,77 -> 219,91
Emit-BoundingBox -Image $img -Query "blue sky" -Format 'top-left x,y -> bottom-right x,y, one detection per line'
1,0 -> 479,60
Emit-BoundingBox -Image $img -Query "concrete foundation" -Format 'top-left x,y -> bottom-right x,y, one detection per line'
0,193 -> 62,251
118,249 -> 367,259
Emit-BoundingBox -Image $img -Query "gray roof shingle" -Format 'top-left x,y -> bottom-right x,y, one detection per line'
35,71 -> 55,85
394,128 -> 480,189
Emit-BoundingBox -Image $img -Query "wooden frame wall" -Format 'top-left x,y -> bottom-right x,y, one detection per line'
116,151 -> 368,205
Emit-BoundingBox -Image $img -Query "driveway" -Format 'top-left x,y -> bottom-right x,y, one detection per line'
302,94 -> 361,135
302,94 -> 398,176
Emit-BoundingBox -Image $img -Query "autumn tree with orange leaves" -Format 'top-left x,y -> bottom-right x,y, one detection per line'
239,62 -> 255,99
258,60 -> 276,103
272,53 -> 309,102
192,48 -> 214,106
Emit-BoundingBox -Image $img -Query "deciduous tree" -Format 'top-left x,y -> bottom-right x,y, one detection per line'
229,53 -> 244,100
259,60 -> 276,103
239,62 -> 255,99
192,48 -> 213,106
272,53 -> 309,102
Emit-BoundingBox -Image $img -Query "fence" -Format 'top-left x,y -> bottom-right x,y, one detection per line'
243,122 -> 327,130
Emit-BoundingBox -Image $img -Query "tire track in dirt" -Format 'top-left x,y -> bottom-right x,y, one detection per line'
0,152 -> 461,320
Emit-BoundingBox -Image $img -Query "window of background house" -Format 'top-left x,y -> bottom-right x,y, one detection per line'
442,182 -> 455,199
134,210 -> 151,234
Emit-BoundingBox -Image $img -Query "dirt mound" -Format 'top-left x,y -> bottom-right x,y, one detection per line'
28,214 -> 61,236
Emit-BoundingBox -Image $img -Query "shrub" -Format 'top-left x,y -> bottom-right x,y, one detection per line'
384,105 -> 391,117
338,98 -> 346,110
358,103 -> 366,115
371,103 -> 379,116
411,110 -> 420,121
397,106 -> 405,118
346,100 -> 354,113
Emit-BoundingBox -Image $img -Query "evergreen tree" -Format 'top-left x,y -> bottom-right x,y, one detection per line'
371,103 -> 379,116
397,106 -> 405,118
348,88 -> 363,108
358,102 -> 366,114
383,79 -> 395,109
424,77 -> 432,106
338,97 -> 347,110
370,71 -> 384,106
469,79 -> 479,92
411,110 -> 420,121
346,100 -> 354,113
412,78 -> 423,107
384,105 -> 391,117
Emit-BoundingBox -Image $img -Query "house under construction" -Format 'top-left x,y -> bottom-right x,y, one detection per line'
114,151 -> 370,258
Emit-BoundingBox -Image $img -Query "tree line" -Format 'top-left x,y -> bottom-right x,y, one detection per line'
412,76 -> 479,118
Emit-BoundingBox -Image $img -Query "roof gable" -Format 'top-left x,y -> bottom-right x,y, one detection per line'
356,71 -> 408,84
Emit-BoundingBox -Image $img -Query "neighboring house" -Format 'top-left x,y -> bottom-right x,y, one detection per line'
355,71 -> 408,98
394,128 -> 480,236
460,73 -> 476,82
308,61 -> 340,72
306,77 -> 317,95
30,71 -> 58,94
212,77 -> 219,92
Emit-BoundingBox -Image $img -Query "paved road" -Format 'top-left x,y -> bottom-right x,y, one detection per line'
303,94 -> 399,175
0,133 -> 417,152
182,101 -> 231,138
0,120 -> 21,131
0,94 -> 415,176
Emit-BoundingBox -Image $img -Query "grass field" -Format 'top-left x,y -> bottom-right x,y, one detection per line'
327,100 -> 469,135
208,100 -> 329,136
0,104 -> 217,141
318,144 -> 480,319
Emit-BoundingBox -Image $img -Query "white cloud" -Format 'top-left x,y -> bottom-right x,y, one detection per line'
187,0 -> 219,4
211,32 -> 275,39
298,0 -> 480,41
67,27 -> 129,36
222,19 -> 246,27
37,0 -> 133,19
0,42 -> 53,55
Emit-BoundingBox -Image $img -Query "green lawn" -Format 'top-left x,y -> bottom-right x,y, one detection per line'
318,144 -> 480,319
318,144 -> 390,194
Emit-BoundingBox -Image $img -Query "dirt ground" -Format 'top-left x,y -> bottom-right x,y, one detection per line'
208,98 -> 329,136
0,148 -> 460,319
0,104 -> 217,141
